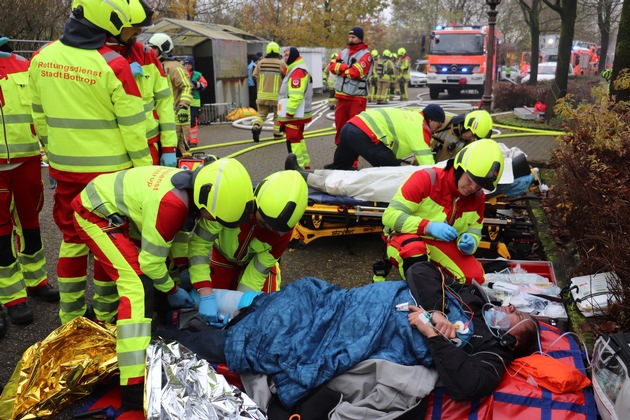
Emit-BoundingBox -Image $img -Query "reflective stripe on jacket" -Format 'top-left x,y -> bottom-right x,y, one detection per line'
29,41 -> 152,177
78,166 -> 189,292
189,214 -> 292,292
382,166 -> 484,242
333,47 -> 371,96
277,58 -> 313,123
0,53 -> 40,163
253,57 -> 286,102
353,108 -> 434,165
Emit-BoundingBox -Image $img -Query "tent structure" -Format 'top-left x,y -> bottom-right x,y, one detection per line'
142,18 -> 268,109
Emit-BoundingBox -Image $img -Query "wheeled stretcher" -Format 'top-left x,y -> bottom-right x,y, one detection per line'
292,167 -> 545,260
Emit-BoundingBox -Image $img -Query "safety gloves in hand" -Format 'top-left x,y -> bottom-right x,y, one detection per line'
167,287 -> 194,308
457,233 -> 476,255
426,222 -> 458,242
130,62 -> 144,77
177,107 -> 189,123
160,152 -> 177,167
199,294 -> 228,327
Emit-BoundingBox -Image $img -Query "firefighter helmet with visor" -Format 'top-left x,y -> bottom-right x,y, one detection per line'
453,139 -> 504,191
71,0 -> 132,36
254,170 -> 307,232
193,158 -> 254,228
463,110 -> 493,139
147,33 -> 174,54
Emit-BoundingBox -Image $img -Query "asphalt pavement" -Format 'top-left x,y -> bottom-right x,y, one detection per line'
0,87 -> 558,418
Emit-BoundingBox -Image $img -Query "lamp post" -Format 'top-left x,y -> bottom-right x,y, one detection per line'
480,0 -> 501,112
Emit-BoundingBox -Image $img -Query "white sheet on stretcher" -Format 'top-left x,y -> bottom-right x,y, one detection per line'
308,145 -> 524,203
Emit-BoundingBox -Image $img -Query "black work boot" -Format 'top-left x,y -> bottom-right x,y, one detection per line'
27,283 -> 60,302
284,153 -> 311,181
0,310 -> 6,338
7,302 -> 34,325
251,126 -> 261,143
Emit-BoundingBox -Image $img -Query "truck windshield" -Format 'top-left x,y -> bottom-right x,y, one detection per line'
430,34 -> 485,55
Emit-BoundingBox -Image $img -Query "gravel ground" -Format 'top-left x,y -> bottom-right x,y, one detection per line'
0,87 -> 556,418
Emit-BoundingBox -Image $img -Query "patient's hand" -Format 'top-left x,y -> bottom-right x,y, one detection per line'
430,312 -> 456,339
408,305 -> 438,338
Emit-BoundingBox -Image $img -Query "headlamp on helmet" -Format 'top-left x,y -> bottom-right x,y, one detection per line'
254,170 -> 308,232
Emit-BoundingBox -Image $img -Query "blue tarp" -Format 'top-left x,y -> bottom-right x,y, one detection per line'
225,277 -> 472,407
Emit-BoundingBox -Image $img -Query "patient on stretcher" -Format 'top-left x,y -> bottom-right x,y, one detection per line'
287,144 -> 536,203
157,262 -> 540,410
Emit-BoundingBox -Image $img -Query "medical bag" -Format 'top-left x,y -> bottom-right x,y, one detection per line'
592,332 -> 630,419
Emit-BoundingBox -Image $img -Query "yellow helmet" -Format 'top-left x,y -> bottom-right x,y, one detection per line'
382,49 -> 391,58
266,42 -> 280,54
254,170 -> 308,232
463,110 -> 493,139
371,49 -> 378,57
331,52 -> 337,59
147,33 -> 174,54
129,0 -> 153,27
71,0 -> 132,36
398,47 -> 406,56
453,139 -> 504,190
193,158 -> 254,228
392,53 -> 398,59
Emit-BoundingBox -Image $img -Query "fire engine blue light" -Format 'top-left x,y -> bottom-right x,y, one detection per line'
462,68 -> 468,72
442,67 -> 448,72
435,25 -> 444,30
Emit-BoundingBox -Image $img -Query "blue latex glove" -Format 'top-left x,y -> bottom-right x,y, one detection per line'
167,287 -> 195,308
457,233 -> 476,255
426,222 -> 458,242
130,62 -> 144,77
160,152 -> 177,167
199,294 -> 228,327
0,37 -> 12,58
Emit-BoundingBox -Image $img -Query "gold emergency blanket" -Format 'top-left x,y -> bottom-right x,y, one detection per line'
0,317 -> 117,420
146,338 -> 265,419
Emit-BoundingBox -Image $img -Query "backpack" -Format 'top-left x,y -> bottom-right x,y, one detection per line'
592,332 -> 630,419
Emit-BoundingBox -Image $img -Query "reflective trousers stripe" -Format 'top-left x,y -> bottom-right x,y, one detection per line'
386,236 -> 485,284
58,241 -> 89,323
0,260 -> 26,305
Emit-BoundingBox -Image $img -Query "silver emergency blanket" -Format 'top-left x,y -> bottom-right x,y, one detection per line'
146,338 -> 266,420
306,145 -> 525,202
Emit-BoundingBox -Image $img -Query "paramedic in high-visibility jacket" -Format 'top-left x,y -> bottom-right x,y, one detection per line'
147,33 -> 193,157
382,139 -> 504,284
327,104 -> 445,170
107,0 -> 178,167
0,38 -> 59,335
329,26 -> 372,147
28,0 -> 152,326
188,170 -> 307,295
278,47 -> 313,169
71,158 -> 254,411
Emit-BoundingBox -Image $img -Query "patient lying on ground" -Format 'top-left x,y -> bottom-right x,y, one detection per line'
157,262 -> 539,407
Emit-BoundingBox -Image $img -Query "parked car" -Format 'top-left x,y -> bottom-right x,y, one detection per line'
409,70 -> 427,87
521,62 -> 574,83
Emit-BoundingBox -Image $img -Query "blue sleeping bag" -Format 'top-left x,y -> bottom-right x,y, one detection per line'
225,277 -> 472,407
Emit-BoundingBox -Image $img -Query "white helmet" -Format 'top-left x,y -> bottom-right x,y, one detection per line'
147,33 -> 173,54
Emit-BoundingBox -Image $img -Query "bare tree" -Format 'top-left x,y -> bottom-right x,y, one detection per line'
594,0 -> 623,73
542,0 -> 577,101
517,0 -> 544,84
